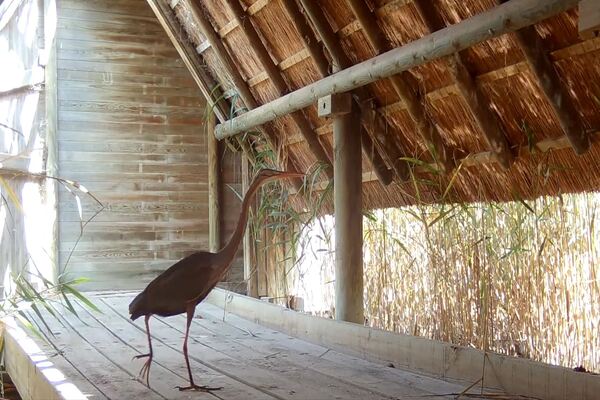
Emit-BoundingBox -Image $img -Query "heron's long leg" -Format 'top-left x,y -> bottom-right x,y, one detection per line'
135,315 -> 153,386
183,304 -> 195,385
177,303 -> 222,392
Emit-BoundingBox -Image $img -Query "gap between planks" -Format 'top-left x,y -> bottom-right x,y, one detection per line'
102,294 -> 460,399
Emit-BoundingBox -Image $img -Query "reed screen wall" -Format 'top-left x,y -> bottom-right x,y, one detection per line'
291,192 -> 600,373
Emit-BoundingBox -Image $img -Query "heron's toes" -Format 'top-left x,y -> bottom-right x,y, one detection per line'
133,353 -> 151,360
177,384 -> 222,392
137,358 -> 153,387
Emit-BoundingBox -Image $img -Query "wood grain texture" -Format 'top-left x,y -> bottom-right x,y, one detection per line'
12,292 -> 466,399
55,0 -> 244,291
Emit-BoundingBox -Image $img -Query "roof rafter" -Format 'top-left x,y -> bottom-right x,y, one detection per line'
170,0 -> 305,190
222,0 -> 334,179
498,0 -> 590,154
345,0 -> 454,173
290,130 -> 599,194
145,0 -> 257,165
413,0 -> 513,168
212,0 -> 580,148
282,0 -> 394,185
298,0 -> 410,182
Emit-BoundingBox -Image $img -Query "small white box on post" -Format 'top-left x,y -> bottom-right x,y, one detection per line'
318,93 -> 352,117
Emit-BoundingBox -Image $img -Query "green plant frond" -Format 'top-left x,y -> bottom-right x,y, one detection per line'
398,156 -> 440,175
441,160 -> 465,201
63,285 -> 101,313
15,311 -> 45,341
60,291 -> 78,317
28,303 -> 55,338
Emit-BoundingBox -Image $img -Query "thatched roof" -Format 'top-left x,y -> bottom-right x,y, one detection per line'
155,0 -> 600,209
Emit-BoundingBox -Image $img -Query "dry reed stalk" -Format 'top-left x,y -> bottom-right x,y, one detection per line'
289,192 -> 600,372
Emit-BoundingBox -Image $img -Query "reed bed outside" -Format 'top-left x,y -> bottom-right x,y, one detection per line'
289,192 -> 600,372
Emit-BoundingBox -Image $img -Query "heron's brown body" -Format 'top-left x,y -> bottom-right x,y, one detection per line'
129,251 -> 221,320
128,169 -> 302,391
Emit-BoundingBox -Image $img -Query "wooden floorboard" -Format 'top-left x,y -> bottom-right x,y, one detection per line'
21,292 -> 465,399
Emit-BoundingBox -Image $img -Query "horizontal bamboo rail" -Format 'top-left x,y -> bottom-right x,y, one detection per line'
214,0 -> 578,140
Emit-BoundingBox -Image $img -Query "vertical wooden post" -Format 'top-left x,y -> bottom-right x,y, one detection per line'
44,0 -> 59,284
242,156 -> 259,297
320,94 -> 364,324
207,112 -> 221,253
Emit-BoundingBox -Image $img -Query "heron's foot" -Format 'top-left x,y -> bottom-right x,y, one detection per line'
136,356 -> 153,386
133,352 -> 151,360
177,384 -> 222,392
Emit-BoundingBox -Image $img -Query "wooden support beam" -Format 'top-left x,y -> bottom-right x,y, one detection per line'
579,0 -> 600,39
285,0 -> 393,185
184,0 -> 257,112
498,0 -> 590,154
146,0 -> 257,168
413,0 -> 512,168
318,94 -> 352,117
280,0 -> 329,77
222,0 -> 334,180
241,155 -> 258,298
346,0 -> 453,172
215,0 -> 577,148
207,111 -> 221,253
329,94 -> 364,324
298,0 -> 408,182
181,0 -> 305,191
147,0 -> 228,122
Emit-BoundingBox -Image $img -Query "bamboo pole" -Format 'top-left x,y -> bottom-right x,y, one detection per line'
214,0 -> 578,140
43,0 -> 59,284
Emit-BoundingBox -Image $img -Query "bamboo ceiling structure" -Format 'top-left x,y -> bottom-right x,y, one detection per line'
149,0 -> 600,209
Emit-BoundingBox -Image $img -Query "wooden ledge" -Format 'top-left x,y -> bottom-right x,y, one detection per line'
3,318 -> 102,400
207,288 -> 600,400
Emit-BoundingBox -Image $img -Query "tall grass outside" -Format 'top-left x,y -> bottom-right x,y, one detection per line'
290,192 -> 600,372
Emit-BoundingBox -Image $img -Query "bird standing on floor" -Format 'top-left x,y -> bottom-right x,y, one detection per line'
129,169 -> 303,391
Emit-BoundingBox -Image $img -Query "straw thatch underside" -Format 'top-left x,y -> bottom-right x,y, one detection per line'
172,0 -> 599,209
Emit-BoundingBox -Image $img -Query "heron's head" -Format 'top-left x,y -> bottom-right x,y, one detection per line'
255,169 -> 304,183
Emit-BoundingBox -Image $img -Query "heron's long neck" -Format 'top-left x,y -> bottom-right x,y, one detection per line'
217,176 -> 267,265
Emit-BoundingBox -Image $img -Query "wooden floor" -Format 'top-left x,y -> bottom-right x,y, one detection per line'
23,292 -> 468,400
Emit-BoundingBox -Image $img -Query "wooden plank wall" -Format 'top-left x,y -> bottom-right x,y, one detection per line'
219,151 -> 245,291
55,0 -> 242,291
